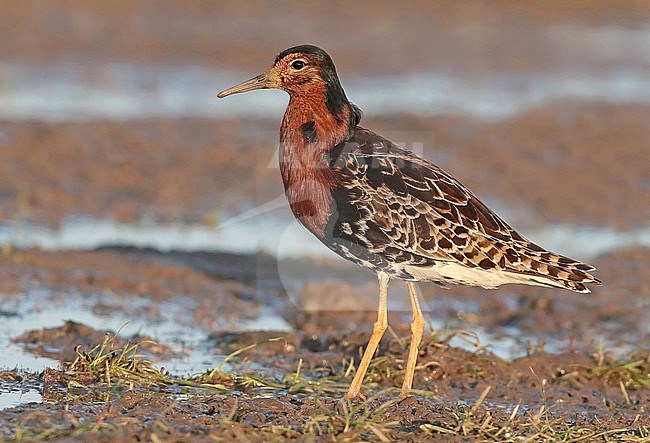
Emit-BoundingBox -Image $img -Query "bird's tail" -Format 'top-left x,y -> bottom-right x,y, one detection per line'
513,243 -> 602,294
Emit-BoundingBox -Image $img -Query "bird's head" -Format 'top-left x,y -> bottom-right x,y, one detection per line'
218,45 -> 349,111
219,45 -> 362,145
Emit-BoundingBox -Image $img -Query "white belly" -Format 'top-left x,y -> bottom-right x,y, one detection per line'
400,261 -> 551,289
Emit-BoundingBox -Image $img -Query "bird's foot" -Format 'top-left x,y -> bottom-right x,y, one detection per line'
398,391 -> 412,402
347,391 -> 367,402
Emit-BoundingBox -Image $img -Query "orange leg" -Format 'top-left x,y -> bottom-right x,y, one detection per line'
400,281 -> 425,399
346,272 -> 389,399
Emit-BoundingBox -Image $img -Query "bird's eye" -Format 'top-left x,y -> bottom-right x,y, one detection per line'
290,59 -> 306,71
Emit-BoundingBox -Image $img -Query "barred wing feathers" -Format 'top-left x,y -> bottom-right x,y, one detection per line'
329,128 -> 601,293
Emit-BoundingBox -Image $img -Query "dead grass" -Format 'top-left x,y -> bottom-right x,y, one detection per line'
4,330 -> 650,442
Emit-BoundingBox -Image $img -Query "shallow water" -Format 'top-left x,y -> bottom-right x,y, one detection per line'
0,287 -> 293,411
2,215 -> 649,261
2,281 -> 641,409
0,288 -> 291,372
1,62 -> 650,122
0,291 -> 527,411
0,386 -> 42,411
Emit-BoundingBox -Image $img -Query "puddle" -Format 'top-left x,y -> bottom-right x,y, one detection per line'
0,288 -> 292,377
1,62 -> 650,122
238,307 -> 292,333
0,283 -> 589,412
0,284 -> 293,410
0,386 -> 42,411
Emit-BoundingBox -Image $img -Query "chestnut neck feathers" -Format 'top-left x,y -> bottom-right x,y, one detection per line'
277,46 -> 361,236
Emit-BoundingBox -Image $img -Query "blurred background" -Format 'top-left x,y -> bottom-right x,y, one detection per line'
1,1 -> 649,232
0,1 -> 649,375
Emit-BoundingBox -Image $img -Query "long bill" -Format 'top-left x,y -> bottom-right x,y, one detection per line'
217,73 -> 273,98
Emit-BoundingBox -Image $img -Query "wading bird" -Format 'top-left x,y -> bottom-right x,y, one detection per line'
217,45 -> 601,400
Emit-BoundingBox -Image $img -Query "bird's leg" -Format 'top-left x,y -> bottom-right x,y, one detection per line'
400,281 -> 425,399
346,272 -> 389,399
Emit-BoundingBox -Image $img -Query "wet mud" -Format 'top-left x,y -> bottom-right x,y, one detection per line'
2,321 -> 650,441
1,1 -> 650,441
1,245 -> 650,441
2,102 -> 649,229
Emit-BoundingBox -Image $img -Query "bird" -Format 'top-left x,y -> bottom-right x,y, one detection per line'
217,45 -> 602,400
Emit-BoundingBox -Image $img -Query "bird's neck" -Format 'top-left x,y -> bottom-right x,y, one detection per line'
279,89 -> 356,237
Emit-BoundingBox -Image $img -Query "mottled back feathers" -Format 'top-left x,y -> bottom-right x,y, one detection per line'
319,127 -> 601,293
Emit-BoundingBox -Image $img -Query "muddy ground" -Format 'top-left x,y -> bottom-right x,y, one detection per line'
1,244 -> 649,441
4,0 -> 650,73
2,102 -> 649,230
1,1 -> 650,442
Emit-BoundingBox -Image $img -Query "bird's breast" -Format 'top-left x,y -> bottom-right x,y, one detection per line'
278,97 -> 356,237
279,145 -> 338,237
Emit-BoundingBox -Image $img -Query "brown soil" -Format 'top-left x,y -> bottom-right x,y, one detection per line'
1,245 -> 649,441
3,245 -> 649,350
0,247 -> 270,332
2,0 -> 650,74
2,102 -> 649,229
14,320 -> 176,363
1,1 -> 649,441
2,321 -> 650,442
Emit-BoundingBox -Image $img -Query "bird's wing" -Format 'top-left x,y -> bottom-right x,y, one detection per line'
329,128 -> 601,291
